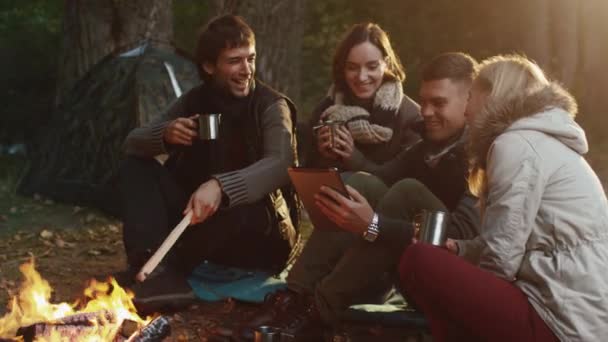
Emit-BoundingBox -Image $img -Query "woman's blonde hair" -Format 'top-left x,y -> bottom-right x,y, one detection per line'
468,55 -> 550,206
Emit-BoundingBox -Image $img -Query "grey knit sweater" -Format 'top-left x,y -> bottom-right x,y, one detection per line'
123,94 -> 295,208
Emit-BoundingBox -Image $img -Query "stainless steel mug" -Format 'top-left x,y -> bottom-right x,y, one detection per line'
413,210 -> 448,246
314,120 -> 346,150
198,113 -> 221,140
254,326 -> 282,342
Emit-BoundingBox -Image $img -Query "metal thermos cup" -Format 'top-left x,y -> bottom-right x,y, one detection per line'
254,326 -> 282,342
198,113 -> 221,140
315,120 -> 345,150
414,210 -> 448,246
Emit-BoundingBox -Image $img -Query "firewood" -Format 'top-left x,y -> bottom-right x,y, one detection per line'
17,323 -> 109,342
52,309 -> 116,325
128,316 -> 171,342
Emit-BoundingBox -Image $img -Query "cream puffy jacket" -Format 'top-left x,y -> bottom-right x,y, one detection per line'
459,84 -> 608,341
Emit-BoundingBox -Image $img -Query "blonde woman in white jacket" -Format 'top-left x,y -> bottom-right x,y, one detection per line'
399,55 -> 608,342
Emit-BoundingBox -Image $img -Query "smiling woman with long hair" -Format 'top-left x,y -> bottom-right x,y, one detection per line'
305,22 -> 421,170
398,55 -> 608,341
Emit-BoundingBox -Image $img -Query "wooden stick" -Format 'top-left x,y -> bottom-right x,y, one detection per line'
136,211 -> 193,282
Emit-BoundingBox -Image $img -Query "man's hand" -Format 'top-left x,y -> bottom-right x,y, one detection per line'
184,178 -> 223,224
164,114 -> 199,146
331,126 -> 355,162
315,126 -> 340,160
314,185 -> 374,235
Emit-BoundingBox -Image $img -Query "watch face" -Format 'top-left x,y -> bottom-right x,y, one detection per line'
364,229 -> 378,242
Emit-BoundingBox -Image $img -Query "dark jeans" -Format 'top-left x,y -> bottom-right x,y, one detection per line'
117,157 -> 290,275
287,172 -> 447,323
399,244 -> 559,342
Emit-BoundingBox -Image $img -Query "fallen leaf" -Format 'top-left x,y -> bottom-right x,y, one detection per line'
13,234 -> 21,241
9,207 -> 17,214
39,249 -> 53,258
88,249 -> 101,256
107,224 -> 120,233
85,213 -> 96,223
55,237 -> 66,248
96,246 -> 114,255
73,206 -> 82,214
40,230 -> 53,239
220,298 -> 236,314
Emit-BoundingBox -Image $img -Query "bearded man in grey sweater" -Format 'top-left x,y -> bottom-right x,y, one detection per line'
115,14 -> 299,313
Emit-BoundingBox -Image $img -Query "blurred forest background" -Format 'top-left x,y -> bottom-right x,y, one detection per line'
1,0 -> 607,184
0,1 -> 606,335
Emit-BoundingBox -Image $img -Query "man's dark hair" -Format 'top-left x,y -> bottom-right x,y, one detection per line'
195,14 -> 255,82
421,52 -> 477,83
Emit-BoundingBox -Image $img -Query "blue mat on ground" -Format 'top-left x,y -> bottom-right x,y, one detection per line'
187,261 -> 287,303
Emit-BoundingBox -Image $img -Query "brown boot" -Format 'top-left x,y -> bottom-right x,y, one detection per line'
240,289 -> 323,341
272,295 -> 323,341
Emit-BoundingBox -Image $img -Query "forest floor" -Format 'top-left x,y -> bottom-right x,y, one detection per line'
0,156 -> 425,341
0,137 -> 606,341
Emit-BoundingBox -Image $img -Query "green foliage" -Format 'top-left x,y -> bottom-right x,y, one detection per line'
299,0 -> 353,118
0,1 -> 63,143
172,1 -> 212,55
0,155 -> 27,195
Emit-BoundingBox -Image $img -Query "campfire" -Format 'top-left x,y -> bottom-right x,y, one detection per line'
0,260 -> 170,341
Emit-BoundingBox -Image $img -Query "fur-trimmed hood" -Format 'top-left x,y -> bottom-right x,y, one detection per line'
469,82 -> 586,168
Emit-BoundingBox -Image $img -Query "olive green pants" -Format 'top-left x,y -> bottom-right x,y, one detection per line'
287,172 -> 446,324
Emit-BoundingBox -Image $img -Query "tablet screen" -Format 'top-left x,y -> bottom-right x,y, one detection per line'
287,167 -> 349,231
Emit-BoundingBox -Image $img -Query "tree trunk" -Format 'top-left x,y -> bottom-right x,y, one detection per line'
519,0 -> 552,71
578,0 -> 608,118
549,0 -> 580,89
209,0 -> 306,104
55,0 -> 173,106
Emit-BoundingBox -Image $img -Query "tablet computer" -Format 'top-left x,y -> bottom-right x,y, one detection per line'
287,167 -> 349,231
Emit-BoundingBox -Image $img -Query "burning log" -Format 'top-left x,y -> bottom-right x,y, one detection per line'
14,311 -> 169,342
53,309 -> 116,325
128,316 -> 171,342
18,323 -> 108,342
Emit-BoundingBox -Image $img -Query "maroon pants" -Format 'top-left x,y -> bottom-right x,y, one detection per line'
399,244 -> 559,342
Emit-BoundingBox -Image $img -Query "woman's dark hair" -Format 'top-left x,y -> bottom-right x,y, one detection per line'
195,14 -> 255,82
332,22 -> 405,93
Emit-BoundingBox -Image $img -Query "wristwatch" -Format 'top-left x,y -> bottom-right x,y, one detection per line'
363,213 -> 380,242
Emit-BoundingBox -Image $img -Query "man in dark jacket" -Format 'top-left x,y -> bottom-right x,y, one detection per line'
244,52 -> 480,339
116,15 -> 299,311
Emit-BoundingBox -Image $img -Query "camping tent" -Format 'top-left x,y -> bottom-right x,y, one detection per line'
18,42 -> 200,214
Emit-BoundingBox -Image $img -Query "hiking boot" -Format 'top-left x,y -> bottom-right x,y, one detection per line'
239,289 -> 323,341
130,266 -> 197,315
235,289 -> 301,339
274,295 -> 323,341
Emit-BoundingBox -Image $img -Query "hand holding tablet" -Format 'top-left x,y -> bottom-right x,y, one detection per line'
288,168 -> 374,234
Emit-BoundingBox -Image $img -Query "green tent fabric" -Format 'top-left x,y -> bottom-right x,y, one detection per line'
18,42 -> 200,214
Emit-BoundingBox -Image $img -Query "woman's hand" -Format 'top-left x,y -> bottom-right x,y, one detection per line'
445,238 -> 459,254
331,125 -> 355,161
315,126 -> 339,160
164,114 -> 199,146
314,185 -> 374,235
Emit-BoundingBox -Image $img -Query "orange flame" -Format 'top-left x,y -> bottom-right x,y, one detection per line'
0,260 -> 150,341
